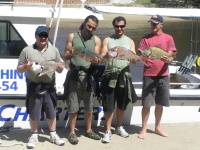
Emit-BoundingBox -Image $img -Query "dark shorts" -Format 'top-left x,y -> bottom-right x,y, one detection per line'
28,92 -> 56,120
142,76 -> 170,107
101,73 -> 130,113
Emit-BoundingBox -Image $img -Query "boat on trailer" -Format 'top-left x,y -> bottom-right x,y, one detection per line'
0,1 -> 200,130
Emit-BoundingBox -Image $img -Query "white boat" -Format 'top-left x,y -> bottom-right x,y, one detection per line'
0,1 -> 200,130
84,4 -> 200,123
0,1 -> 103,129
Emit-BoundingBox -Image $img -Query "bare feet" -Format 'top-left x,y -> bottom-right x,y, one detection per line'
138,130 -> 146,139
155,128 -> 168,137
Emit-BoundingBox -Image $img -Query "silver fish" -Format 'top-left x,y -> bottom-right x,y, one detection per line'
73,46 -> 105,62
141,47 -> 173,59
32,60 -> 64,77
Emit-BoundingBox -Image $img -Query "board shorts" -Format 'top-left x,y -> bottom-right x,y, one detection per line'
142,76 -> 170,107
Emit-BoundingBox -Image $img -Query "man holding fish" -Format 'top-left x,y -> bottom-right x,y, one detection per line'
17,26 -> 65,148
137,15 -> 177,139
64,15 -> 102,144
100,16 -> 138,143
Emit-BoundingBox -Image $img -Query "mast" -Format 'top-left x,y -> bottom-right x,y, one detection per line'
53,0 -> 64,47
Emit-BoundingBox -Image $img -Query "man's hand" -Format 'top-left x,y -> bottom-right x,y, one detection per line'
160,56 -> 172,63
103,52 -> 110,60
56,64 -> 64,73
68,48 -> 75,59
26,59 -> 32,70
64,48 -> 74,60
140,55 -> 149,62
91,56 -> 100,65
128,58 -> 137,64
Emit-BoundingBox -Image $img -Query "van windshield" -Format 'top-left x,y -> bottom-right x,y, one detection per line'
0,21 -> 27,58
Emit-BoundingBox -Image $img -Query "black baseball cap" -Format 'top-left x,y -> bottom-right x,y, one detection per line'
35,26 -> 49,35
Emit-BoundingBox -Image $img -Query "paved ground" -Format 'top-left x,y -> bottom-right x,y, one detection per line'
0,123 -> 200,150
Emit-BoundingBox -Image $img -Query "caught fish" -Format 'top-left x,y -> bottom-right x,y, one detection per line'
73,46 -> 105,62
32,60 -> 64,77
108,46 -> 143,62
141,47 -> 173,59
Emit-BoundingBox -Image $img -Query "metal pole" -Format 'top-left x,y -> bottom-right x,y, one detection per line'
54,0 -> 60,10
195,19 -> 199,55
53,0 -> 64,47
48,0 -> 60,31
191,18 -> 194,54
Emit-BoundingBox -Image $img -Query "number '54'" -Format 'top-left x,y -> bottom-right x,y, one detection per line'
2,81 -> 18,91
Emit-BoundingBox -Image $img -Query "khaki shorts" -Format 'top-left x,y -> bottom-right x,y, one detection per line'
67,74 -> 96,113
142,76 -> 170,107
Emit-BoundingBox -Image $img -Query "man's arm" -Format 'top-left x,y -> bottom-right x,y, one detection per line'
91,35 -> 102,65
162,35 -> 177,63
63,33 -> 74,60
161,51 -> 177,63
17,59 -> 32,73
94,35 -> 101,54
129,39 -> 138,64
55,48 -> 64,73
100,37 -> 109,59
130,39 -> 136,54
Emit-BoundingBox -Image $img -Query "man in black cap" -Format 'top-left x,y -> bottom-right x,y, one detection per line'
17,26 -> 65,148
35,26 -> 49,35
137,15 -> 177,139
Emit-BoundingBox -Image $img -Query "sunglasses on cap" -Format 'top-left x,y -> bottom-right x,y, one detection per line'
38,33 -> 48,38
114,25 -> 126,29
86,24 -> 96,30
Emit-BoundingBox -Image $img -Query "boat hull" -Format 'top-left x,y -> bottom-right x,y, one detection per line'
0,99 -> 199,129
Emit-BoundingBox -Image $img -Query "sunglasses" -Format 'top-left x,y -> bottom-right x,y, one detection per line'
114,25 -> 125,29
86,24 -> 96,30
38,34 -> 48,38
151,22 -> 159,26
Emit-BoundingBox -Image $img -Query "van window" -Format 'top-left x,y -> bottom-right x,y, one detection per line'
0,21 -> 27,58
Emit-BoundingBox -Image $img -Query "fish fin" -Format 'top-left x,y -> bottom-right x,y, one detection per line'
38,72 -> 44,77
150,54 -> 157,59
38,70 -> 54,77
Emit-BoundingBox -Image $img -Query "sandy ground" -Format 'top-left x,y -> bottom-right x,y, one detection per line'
0,123 -> 200,150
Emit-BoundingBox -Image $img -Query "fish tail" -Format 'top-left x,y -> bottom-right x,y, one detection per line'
138,55 -> 148,66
